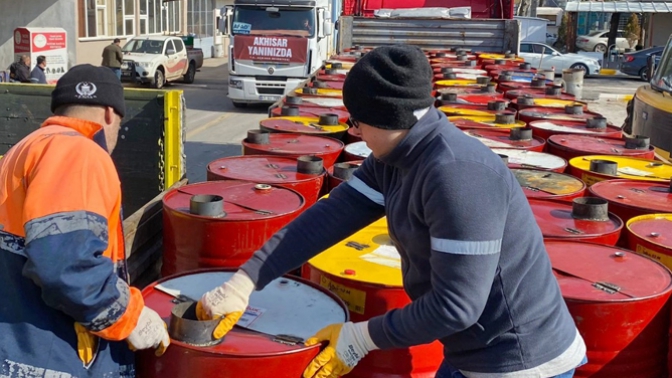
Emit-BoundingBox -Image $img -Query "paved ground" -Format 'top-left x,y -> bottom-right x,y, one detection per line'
153,58 -> 646,183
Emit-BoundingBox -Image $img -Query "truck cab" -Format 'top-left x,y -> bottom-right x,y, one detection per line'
220,0 -> 333,107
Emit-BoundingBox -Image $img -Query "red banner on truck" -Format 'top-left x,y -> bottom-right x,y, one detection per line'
233,35 -> 308,63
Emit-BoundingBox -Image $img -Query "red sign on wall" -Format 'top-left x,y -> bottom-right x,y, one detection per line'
233,35 -> 308,64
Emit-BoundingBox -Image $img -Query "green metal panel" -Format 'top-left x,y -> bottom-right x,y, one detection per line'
0,84 -> 177,218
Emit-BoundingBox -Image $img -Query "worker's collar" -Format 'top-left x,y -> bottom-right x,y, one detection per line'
41,116 -> 108,151
378,107 -> 443,169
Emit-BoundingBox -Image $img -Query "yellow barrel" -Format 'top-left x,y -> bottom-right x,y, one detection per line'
569,155 -> 672,185
626,214 -> 672,270
295,87 -> 343,98
435,79 -> 482,88
521,98 -> 588,109
448,115 -> 527,130
479,53 -> 524,62
302,216 -> 445,376
439,106 -> 497,117
326,61 -> 355,70
258,115 -> 349,139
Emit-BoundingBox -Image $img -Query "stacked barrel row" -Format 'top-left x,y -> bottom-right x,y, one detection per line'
143,45 -> 672,378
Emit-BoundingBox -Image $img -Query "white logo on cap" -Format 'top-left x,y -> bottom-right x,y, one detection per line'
75,82 -> 97,99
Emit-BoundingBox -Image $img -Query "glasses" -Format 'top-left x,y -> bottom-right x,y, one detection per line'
350,117 -> 360,129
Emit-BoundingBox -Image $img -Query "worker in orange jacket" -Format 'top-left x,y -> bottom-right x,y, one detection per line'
0,64 -> 170,377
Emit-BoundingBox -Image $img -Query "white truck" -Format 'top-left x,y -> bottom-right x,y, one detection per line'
219,0 -> 334,107
121,35 -> 204,89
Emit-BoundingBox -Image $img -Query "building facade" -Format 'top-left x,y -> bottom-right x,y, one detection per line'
1,0 -> 227,72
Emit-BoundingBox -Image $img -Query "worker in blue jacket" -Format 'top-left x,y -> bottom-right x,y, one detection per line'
197,45 -> 588,378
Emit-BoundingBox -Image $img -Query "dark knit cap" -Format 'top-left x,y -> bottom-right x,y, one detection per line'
342,45 -> 434,130
51,64 -> 125,117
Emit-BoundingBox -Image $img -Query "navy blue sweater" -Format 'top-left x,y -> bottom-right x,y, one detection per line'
241,107 -> 576,373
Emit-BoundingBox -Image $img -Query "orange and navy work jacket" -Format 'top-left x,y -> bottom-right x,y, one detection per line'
0,116 -> 143,377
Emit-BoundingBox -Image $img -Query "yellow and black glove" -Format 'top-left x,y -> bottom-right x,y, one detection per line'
75,323 -> 98,365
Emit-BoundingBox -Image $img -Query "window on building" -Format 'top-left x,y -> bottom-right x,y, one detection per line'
187,0 -> 214,38
81,0 -> 133,38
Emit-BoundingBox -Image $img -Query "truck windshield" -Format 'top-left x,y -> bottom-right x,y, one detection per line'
232,6 -> 315,38
651,35 -> 672,93
122,39 -> 165,54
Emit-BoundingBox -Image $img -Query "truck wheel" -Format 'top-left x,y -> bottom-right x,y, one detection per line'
152,69 -> 165,89
232,101 -> 247,108
183,62 -> 196,84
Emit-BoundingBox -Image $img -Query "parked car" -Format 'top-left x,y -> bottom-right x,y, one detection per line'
575,30 -> 633,53
621,46 -> 664,81
519,42 -> 601,75
121,35 -> 204,89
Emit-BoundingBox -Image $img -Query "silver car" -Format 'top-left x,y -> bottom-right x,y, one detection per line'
575,30 -> 633,53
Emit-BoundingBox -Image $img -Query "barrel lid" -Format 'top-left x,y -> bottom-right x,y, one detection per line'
432,68 -> 488,75
627,214 -> 672,250
528,198 -> 623,238
589,180 -> 672,213
243,133 -> 345,155
463,129 -> 544,149
569,155 -> 672,183
529,120 -> 622,137
437,87 -> 503,96
435,79 -> 482,88
299,97 -> 345,108
430,54 -> 477,61
294,87 -> 343,98
440,106 -> 501,117
326,60 -> 355,69
479,53 -> 523,61
517,98 -> 588,109
163,181 -> 304,220
434,73 -> 488,81
520,107 -> 602,122
308,217 -> 402,287
344,141 -> 372,158
259,116 -> 349,135
545,240 -> 672,301
492,148 -> 567,170
512,169 -> 586,197
327,160 -> 364,175
207,155 -> 323,183
449,116 -> 527,129
144,270 -> 347,353
271,106 -> 350,121
548,134 -> 655,157
506,89 -> 576,101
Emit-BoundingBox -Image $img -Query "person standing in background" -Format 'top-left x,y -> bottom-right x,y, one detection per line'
30,55 -> 48,84
102,38 -> 124,80
10,55 -> 31,83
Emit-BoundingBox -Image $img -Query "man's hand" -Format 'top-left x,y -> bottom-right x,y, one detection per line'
75,323 -> 98,365
126,307 -> 170,356
196,270 -> 256,339
303,322 -> 378,378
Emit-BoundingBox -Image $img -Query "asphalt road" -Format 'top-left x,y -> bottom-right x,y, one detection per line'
160,59 -> 647,183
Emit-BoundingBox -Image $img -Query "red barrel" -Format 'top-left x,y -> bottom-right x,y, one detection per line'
462,128 -> 545,152
342,141 -> 371,161
430,55 -> 477,64
242,130 -> 345,168
528,198 -> 623,244
430,61 -> 481,70
206,155 -> 326,207
519,105 -> 604,124
284,95 -> 346,110
528,119 -> 623,141
162,181 -> 305,276
327,160 -> 363,191
137,268 -> 349,378
302,217 -> 444,378
589,180 -> 672,224
492,148 -> 568,173
439,103 -> 516,118
309,80 -> 344,89
449,114 -> 526,131
484,63 -> 537,72
433,72 -> 489,82
436,83 -> 503,98
259,115 -> 349,140
505,88 -> 577,101
545,240 -> 672,378
626,214 -> 672,271
512,168 -> 586,201
270,105 -> 350,122
316,73 -> 347,82
346,127 -> 362,144
547,135 -> 657,161
499,80 -> 551,94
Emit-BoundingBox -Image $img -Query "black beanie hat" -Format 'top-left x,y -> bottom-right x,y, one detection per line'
51,64 -> 126,117
342,45 -> 434,130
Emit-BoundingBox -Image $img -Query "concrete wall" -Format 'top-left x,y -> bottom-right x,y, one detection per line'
650,13 -> 672,47
0,0 -> 76,72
